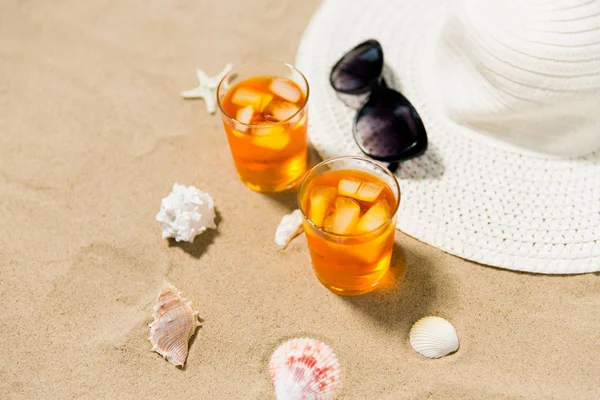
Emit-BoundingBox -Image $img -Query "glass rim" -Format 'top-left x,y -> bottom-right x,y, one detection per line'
297,155 -> 401,238
216,60 -> 310,131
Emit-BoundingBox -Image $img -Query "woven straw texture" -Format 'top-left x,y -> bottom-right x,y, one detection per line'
296,0 -> 600,274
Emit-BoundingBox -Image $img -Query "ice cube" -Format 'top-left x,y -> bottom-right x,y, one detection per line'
308,186 -> 337,227
356,199 -> 391,233
328,196 -> 361,234
230,129 -> 246,138
337,178 -> 383,202
347,236 -> 389,264
358,182 -> 384,202
269,78 -> 301,103
234,106 -> 254,133
251,124 -> 289,150
259,94 -> 273,112
323,214 -> 334,232
252,134 -> 289,150
263,101 -> 300,122
236,105 -> 254,125
338,179 -> 361,197
253,123 -> 286,136
232,88 -> 263,109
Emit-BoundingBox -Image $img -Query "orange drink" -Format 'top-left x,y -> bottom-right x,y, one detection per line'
298,156 -> 400,296
217,62 -> 309,193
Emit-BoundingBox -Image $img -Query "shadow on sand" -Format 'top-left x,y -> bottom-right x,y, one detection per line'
168,211 -> 222,259
341,242 -> 442,335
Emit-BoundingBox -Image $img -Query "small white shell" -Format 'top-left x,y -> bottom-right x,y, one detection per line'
269,338 -> 341,400
156,183 -> 217,243
409,316 -> 459,359
148,282 -> 200,367
274,209 -> 304,248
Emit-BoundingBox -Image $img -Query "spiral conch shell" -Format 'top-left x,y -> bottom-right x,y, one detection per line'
148,282 -> 200,367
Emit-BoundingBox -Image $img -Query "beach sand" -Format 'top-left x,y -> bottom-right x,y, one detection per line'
1,0 -> 599,398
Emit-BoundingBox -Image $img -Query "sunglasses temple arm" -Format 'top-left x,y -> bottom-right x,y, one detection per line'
387,162 -> 399,173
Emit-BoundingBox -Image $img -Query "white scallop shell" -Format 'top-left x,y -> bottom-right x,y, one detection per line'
274,209 -> 304,248
409,316 -> 459,359
269,338 -> 341,400
148,282 -> 200,367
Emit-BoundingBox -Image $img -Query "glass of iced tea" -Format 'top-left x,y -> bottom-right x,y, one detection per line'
298,156 -> 400,296
217,61 -> 309,193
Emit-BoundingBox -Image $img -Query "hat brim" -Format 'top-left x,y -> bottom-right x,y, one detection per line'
296,0 -> 600,274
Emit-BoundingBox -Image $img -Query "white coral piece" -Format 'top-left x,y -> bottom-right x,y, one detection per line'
156,183 -> 216,243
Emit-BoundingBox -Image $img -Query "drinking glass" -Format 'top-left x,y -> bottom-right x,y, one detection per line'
298,156 -> 400,296
217,61 -> 309,193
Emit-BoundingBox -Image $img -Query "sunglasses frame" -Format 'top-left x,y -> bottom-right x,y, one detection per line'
329,39 -> 384,95
330,39 -> 428,163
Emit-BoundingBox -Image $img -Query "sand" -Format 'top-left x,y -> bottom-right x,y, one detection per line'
1,0 -> 599,398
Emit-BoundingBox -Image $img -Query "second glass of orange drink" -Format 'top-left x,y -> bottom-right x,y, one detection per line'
298,156 -> 400,296
217,61 -> 309,193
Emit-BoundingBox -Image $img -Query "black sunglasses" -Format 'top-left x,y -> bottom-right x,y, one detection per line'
330,39 -> 428,164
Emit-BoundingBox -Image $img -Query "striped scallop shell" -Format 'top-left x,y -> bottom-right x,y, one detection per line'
269,338 -> 341,400
409,316 -> 459,359
148,282 -> 200,367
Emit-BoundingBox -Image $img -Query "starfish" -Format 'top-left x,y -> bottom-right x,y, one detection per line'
180,63 -> 233,114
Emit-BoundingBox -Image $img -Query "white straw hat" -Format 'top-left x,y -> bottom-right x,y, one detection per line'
296,0 -> 600,274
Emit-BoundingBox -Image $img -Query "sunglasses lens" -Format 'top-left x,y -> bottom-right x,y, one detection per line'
354,87 -> 427,161
330,40 -> 384,94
